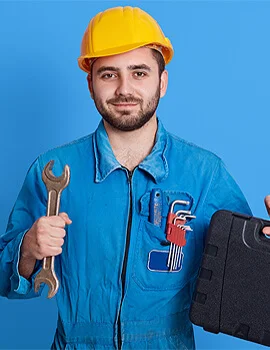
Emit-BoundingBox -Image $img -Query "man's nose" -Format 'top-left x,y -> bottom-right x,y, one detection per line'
115,75 -> 134,96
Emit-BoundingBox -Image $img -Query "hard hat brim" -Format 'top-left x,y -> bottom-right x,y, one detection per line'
78,41 -> 174,74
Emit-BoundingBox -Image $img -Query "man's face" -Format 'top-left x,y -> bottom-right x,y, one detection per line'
88,47 -> 168,132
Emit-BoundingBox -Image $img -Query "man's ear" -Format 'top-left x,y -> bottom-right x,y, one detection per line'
160,69 -> 168,98
87,74 -> 94,99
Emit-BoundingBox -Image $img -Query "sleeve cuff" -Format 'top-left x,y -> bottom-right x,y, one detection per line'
10,230 -> 42,295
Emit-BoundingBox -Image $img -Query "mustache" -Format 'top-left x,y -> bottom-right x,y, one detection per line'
107,96 -> 142,104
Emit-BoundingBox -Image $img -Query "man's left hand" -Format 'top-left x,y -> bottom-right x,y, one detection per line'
263,195 -> 270,235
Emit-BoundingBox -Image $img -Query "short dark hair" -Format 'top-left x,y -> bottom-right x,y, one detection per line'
151,49 -> 165,78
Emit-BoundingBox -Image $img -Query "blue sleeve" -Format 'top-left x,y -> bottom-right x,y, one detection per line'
203,158 -> 252,231
0,158 -> 47,298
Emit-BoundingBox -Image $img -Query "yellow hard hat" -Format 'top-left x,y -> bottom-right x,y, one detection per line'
78,6 -> 174,73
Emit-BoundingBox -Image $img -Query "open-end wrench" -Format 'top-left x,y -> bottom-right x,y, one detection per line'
34,160 -> 70,299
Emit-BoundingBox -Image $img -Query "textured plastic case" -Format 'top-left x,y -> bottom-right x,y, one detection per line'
190,210 -> 270,347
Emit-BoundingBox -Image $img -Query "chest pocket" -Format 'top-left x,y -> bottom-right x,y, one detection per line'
132,190 -> 198,291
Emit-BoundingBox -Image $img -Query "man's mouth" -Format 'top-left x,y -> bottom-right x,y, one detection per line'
112,103 -> 138,107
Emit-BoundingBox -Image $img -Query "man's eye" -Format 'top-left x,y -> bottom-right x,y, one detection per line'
134,72 -> 147,78
101,73 -> 117,79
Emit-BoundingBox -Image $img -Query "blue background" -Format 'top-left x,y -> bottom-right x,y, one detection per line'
0,0 -> 269,349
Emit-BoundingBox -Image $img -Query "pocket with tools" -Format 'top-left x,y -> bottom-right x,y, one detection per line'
132,189 -> 197,291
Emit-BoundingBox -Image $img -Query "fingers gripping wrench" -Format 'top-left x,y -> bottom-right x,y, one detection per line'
34,160 -> 70,299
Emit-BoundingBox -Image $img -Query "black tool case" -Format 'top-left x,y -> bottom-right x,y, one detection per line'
190,210 -> 270,347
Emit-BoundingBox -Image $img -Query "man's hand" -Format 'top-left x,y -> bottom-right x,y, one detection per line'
263,196 -> 270,235
18,212 -> 72,279
20,212 -> 72,261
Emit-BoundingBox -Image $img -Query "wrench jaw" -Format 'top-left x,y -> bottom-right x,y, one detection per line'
42,161 -> 70,190
34,270 -> 59,299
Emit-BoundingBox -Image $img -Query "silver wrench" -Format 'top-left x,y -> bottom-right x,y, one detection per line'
34,160 -> 70,298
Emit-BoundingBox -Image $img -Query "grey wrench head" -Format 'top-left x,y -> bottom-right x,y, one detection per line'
42,160 -> 70,191
34,267 -> 59,299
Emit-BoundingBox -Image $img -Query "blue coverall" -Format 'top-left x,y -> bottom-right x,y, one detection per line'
0,118 -> 251,349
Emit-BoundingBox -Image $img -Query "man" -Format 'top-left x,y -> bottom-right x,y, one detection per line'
0,6 -> 269,350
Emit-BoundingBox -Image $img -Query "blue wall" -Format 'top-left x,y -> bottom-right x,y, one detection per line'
0,1 -> 269,349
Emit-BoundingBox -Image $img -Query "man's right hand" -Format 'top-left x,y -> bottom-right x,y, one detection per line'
20,212 -> 72,261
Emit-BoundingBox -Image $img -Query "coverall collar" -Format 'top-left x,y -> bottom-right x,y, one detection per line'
93,117 -> 169,183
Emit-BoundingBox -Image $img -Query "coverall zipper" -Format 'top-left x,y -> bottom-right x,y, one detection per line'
117,168 -> 134,350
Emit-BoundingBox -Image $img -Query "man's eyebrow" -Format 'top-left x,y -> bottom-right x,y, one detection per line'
127,64 -> 151,71
96,66 -> 120,74
96,64 -> 152,75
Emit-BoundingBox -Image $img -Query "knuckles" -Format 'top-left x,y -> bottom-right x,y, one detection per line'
37,216 -> 47,226
37,215 -> 66,229
60,229 -> 66,238
30,216 -> 67,259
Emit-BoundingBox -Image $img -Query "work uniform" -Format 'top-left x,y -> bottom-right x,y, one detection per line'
0,118 -> 251,349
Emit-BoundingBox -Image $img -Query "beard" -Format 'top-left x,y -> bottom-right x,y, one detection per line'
92,83 -> 161,132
